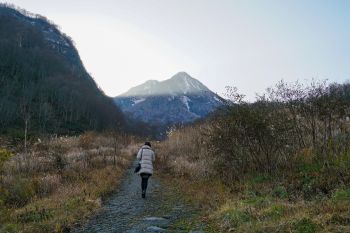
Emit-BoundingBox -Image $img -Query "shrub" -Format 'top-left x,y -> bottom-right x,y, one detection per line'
2,177 -> 35,207
263,204 -> 285,220
30,222 -> 53,233
211,81 -> 350,182
33,174 -> 61,197
292,218 -> 320,233
17,208 -> 53,223
54,223 -> 70,233
53,153 -> 67,172
0,148 -> 13,169
332,189 -> 350,203
329,213 -> 350,225
249,175 -> 272,184
211,100 -> 298,181
272,186 -> 288,199
222,209 -> 253,228
78,132 -> 96,150
0,223 -> 19,233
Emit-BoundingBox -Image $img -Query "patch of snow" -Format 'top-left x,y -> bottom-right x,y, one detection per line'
178,76 -> 205,94
214,96 -> 222,102
46,38 -> 59,44
144,217 -> 167,221
167,96 -> 175,101
192,79 -> 202,90
184,77 -> 191,91
134,98 -> 146,104
143,85 -> 150,90
180,96 -> 191,111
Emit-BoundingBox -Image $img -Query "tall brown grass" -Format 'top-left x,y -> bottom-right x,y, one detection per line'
0,132 -> 138,233
156,124 -> 215,180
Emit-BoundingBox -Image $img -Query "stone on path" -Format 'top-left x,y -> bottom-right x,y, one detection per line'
146,226 -> 166,232
144,216 -> 170,228
144,217 -> 167,221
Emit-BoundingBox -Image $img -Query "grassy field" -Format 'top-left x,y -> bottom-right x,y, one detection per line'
0,132 -> 137,233
160,173 -> 350,233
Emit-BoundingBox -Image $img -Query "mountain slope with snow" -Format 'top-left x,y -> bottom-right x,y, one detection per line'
114,72 -> 224,132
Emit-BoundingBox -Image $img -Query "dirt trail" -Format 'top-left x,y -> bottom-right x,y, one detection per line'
72,161 -> 204,233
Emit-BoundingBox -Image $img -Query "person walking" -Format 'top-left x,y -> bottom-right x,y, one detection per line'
136,141 -> 155,198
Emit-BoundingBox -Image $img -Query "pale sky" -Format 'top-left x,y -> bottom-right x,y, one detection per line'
6,0 -> 350,99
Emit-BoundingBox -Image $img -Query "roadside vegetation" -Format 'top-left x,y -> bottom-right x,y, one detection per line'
157,80 -> 350,232
0,132 -> 137,233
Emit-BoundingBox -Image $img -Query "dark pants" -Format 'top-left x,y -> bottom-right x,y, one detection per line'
140,173 -> 151,193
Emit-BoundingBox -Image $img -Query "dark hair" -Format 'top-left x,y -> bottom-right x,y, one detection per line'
144,141 -> 151,147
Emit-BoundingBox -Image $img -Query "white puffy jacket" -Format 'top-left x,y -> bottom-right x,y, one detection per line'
137,145 -> 155,175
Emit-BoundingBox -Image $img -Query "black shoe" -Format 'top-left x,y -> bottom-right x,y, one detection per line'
142,191 -> 146,198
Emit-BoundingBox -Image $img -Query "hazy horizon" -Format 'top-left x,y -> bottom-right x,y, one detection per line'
6,0 -> 350,99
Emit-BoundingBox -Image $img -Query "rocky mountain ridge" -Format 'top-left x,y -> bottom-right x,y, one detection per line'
114,72 -> 224,129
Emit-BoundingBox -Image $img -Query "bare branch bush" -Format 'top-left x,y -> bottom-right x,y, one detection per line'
211,81 -> 350,183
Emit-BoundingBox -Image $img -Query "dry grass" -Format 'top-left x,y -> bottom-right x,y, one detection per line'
160,173 -> 350,233
0,132 -> 138,233
156,124 -> 215,179
157,124 -> 350,233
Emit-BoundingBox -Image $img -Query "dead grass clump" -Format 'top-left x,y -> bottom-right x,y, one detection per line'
78,132 -> 97,150
1,176 -> 35,207
156,123 -> 215,179
33,174 -> 62,197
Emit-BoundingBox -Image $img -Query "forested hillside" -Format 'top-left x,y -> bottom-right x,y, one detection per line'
0,4 -> 124,136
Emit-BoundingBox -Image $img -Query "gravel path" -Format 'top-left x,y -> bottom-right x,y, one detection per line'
72,161 -> 203,233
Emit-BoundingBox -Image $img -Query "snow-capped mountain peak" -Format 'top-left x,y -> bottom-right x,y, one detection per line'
114,72 -> 224,130
119,72 -> 210,97
168,72 -> 210,94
